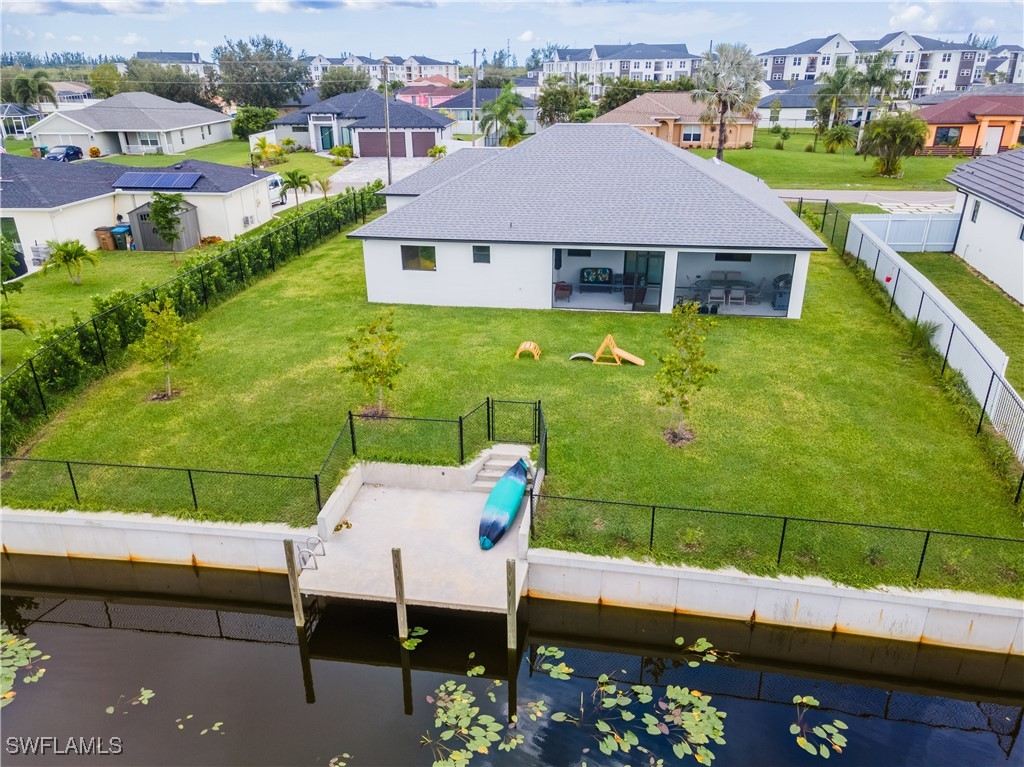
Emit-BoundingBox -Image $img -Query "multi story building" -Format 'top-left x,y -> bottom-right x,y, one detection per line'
539,43 -> 702,99
986,45 -> 1024,84
301,54 -> 348,84
134,51 -> 218,77
318,54 -> 459,88
757,32 -> 989,99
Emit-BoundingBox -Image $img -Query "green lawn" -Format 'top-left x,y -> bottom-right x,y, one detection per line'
1,251 -> 185,376
692,128 -> 969,191
3,215 -> 1020,593
3,138 -> 34,156
97,139 -> 336,178
901,251 -> 1024,390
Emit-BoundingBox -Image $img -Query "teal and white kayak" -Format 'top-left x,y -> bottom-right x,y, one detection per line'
479,458 -> 529,550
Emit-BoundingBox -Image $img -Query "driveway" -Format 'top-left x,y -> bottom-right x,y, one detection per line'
774,188 -> 958,212
328,157 -> 434,190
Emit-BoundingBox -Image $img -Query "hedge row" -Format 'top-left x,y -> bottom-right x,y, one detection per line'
0,182 -> 385,455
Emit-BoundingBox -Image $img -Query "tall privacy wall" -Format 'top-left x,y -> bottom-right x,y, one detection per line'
853,213 -> 960,253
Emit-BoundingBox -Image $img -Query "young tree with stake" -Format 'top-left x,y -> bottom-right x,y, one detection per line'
133,299 -> 201,400
338,309 -> 404,416
656,302 -> 719,444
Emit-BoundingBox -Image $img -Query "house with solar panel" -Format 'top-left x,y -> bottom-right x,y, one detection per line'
0,155 -> 273,265
26,92 -> 232,157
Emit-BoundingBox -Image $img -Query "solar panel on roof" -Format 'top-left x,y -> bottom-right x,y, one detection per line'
113,172 -> 202,189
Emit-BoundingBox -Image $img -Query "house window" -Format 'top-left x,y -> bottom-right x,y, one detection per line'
793,57 -> 802,66
774,56 -> 785,64
1020,223 -> 1024,241
644,61 -> 652,69
714,253 -> 752,262
938,69 -> 948,80
665,73 -> 673,81
805,109 -> 817,121
905,52 -> 915,62
891,54 -> 899,66
772,73 -> 783,80
401,244 -> 436,271
836,55 -> 849,64
567,249 -> 591,257
633,61 -> 640,69
971,200 -> 980,223
960,69 -> 971,77
977,53 -> 986,62
935,126 -> 961,145
138,132 -> 160,146
964,52 -> 975,60
942,53 -> 952,62
822,55 -> 831,65
180,130 -> 185,145
760,58 -> 769,67
472,245 -> 490,264
681,125 -> 701,141
666,61 -> 673,68
644,74 -> 652,81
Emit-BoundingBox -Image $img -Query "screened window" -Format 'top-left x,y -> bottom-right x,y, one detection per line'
714,253 -> 752,262
472,245 -> 490,264
971,200 -> 981,223
935,127 -> 961,146
401,245 -> 436,271
681,125 -> 701,142
567,249 -> 591,257
139,132 -> 160,146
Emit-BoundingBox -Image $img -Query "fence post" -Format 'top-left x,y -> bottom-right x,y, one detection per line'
776,517 -> 788,565
888,269 -> 900,313
872,250 -> 881,279
649,506 -> 656,553
393,548 -> 408,640
348,411 -> 357,455
915,530 -> 932,580
941,325 -> 956,374
187,469 -> 198,510
797,197 -> 802,218
977,372 -> 995,435
529,489 -> 535,538
199,265 -> 209,307
66,461 -> 80,504
314,473 -> 323,511
458,416 -> 465,464
535,400 -> 541,443
1015,470 -> 1023,505
830,204 -> 840,246
27,359 -> 48,416
90,318 -> 108,371
486,397 -> 493,441
914,291 -> 925,329
820,200 -> 829,231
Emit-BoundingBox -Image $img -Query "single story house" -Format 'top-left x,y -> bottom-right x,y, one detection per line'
379,147 -> 504,211
915,94 -> 1024,156
272,89 -> 453,157
27,92 -> 232,156
592,91 -> 756,149
395,85 -> 462,108
0,154 -> 273,268
1,103 -> 42,139
756,81 -> 879,129
432,88 -> 539,140
350,124 -> 821,318
946,149 -> 1024,304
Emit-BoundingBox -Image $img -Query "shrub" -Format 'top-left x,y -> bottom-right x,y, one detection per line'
774,140 -> 784,150
199,235 -> 223,247
804,143 -> 814,152
743,141 -> 752,149
769,124 -> 782,134
954,149 -> 965,158
88,146 -> 101,158
331,158 -> 346,166
329,145 -> 353,158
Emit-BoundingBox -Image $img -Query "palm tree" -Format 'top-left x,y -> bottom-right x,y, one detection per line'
252,135 -> 281,164
11,71 -> 57,110
691,42 -> 763,161
814,61 -> 862,130
853,55 -> 907,150
859,114 -> 927,177
280,169 -> 313,207
42,240 -> 99,285
479,83 -> 525,146
313,174 -> 333,200
823,123 -> 857,155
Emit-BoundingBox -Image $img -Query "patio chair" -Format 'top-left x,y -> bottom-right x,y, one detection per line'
708,287 -> 726,307
710,271 -> 726,282
726,271 -> 742,281
728,288 -> 746,306
746,277 -> 768,305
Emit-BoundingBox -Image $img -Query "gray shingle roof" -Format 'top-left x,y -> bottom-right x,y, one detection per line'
758,81 -> 880,109
0,154 -> 270,209
28,92 -> 228,133
758,36 -> 833,57
381,148 -> 504,197
136,51 -> 202,63
439,89 -> 536,109
598,43 -> 695,60
558,48 -> 593,62
946,148 -> 1024,218
408,55 -> 454,66
351,124 -> 822,251
272,89 -> 453,129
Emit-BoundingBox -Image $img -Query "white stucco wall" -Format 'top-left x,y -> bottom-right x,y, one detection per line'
166,121 -> 232,153
7,196 -> 118,270
954,192 -> 1024,304
274,125 -> 313,148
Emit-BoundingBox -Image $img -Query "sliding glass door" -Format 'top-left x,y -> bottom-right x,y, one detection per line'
623,251 -> 664,311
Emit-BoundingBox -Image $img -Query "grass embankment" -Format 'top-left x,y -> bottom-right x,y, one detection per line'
693,128 -> 968,191
900,251 -> 1024,390
2,219 -> 1020,592
98,138 -> 336,178
1,252 -> 187,376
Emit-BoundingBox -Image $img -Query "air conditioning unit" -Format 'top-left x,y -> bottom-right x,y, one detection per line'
242,215 -> 255,226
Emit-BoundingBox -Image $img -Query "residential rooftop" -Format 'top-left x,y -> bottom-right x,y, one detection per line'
272,89 -> 453,129
594,91 -> 756,126
27,92 -> 229,132
946,148 -> 1024,218
380,147 -> 504,197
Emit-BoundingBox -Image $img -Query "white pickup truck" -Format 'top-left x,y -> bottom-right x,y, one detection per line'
267,174 -> 287,206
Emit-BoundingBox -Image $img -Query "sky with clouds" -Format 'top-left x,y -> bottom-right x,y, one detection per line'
3,1 -> 1022,63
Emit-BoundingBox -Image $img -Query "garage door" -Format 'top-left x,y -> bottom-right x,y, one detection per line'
411,132 -> 436,157
358,132 -> 407,157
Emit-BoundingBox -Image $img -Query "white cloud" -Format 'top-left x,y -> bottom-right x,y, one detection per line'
66,34 -> 83,41
44,31 -> 56,39
5,1 -> 174,15
4,23 -> 37,40
887,1 -> 1008,36
193,39 -> 209,47
117,32 -> 146,45
517,30 -> 535,43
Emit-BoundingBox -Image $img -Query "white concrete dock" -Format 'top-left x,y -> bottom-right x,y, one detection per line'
298,485 -> 528,613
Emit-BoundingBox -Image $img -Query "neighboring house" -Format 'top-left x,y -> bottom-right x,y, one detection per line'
380,147 -> 504,211
272,89 -> 453,157
135,51 -> 218,77
946,149 -> 1024,303
758,32 -> 987,98
350,123 -> 820,318
0,154 -> 273,266
433,89 -> 539,141
513,77 -> 539,101
915,94 -> 1024,156
592,91 -> 756,149
26,92 -> 232,156
539,43 -> 701,100
987,45 -> 1024,84
278,87 -> 323,116
1,103 -> 42,139
911,82 -> 1024,107
395,85 -> 462,108
410,75 -> 457,87
38,81 -> 98,114
756,80 -> 880,129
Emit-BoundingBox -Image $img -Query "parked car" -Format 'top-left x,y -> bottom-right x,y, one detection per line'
267,173 -> 286,206
44,145 -> 84,162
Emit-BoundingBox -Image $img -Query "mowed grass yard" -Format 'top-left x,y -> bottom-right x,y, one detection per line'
97,138 -> 336,178
692,128 -> 968,191
1,251 -> 187,376
900,251 -> 1024,390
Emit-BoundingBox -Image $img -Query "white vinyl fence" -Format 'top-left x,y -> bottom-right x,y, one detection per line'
843,213 -> 1024,465
854,213 -> 960,252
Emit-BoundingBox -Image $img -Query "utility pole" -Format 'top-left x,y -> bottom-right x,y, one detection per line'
471,48 -> 478,148
383,58 -> 393,186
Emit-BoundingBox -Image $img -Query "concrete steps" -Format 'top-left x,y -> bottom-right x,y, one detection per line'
469,450 -> 534,493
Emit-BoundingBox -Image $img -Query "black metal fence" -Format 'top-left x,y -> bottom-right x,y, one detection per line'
819,201 -> 1024,503
0,183 -> 386,456
530,494 -> 1024,597
1,398 -> 545,528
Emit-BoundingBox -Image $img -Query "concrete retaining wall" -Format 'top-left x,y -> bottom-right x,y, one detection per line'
527,548 -> 1024,656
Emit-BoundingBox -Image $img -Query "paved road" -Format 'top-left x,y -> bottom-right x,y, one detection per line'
775,188 -> 959,213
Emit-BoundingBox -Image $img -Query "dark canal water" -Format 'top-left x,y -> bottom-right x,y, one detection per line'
2,555 -> 1022,766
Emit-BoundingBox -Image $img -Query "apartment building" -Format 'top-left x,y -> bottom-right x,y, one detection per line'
539,44 -> 702,99
318,54 -> 459,87
301,54 -> 348,84
986,45 -> 1024,84
757,32 -> 988,99
134,51 -> 218,77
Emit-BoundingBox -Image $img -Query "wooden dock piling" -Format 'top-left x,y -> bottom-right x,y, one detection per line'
393,547 -> 408,641
284,539 -> 305,629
